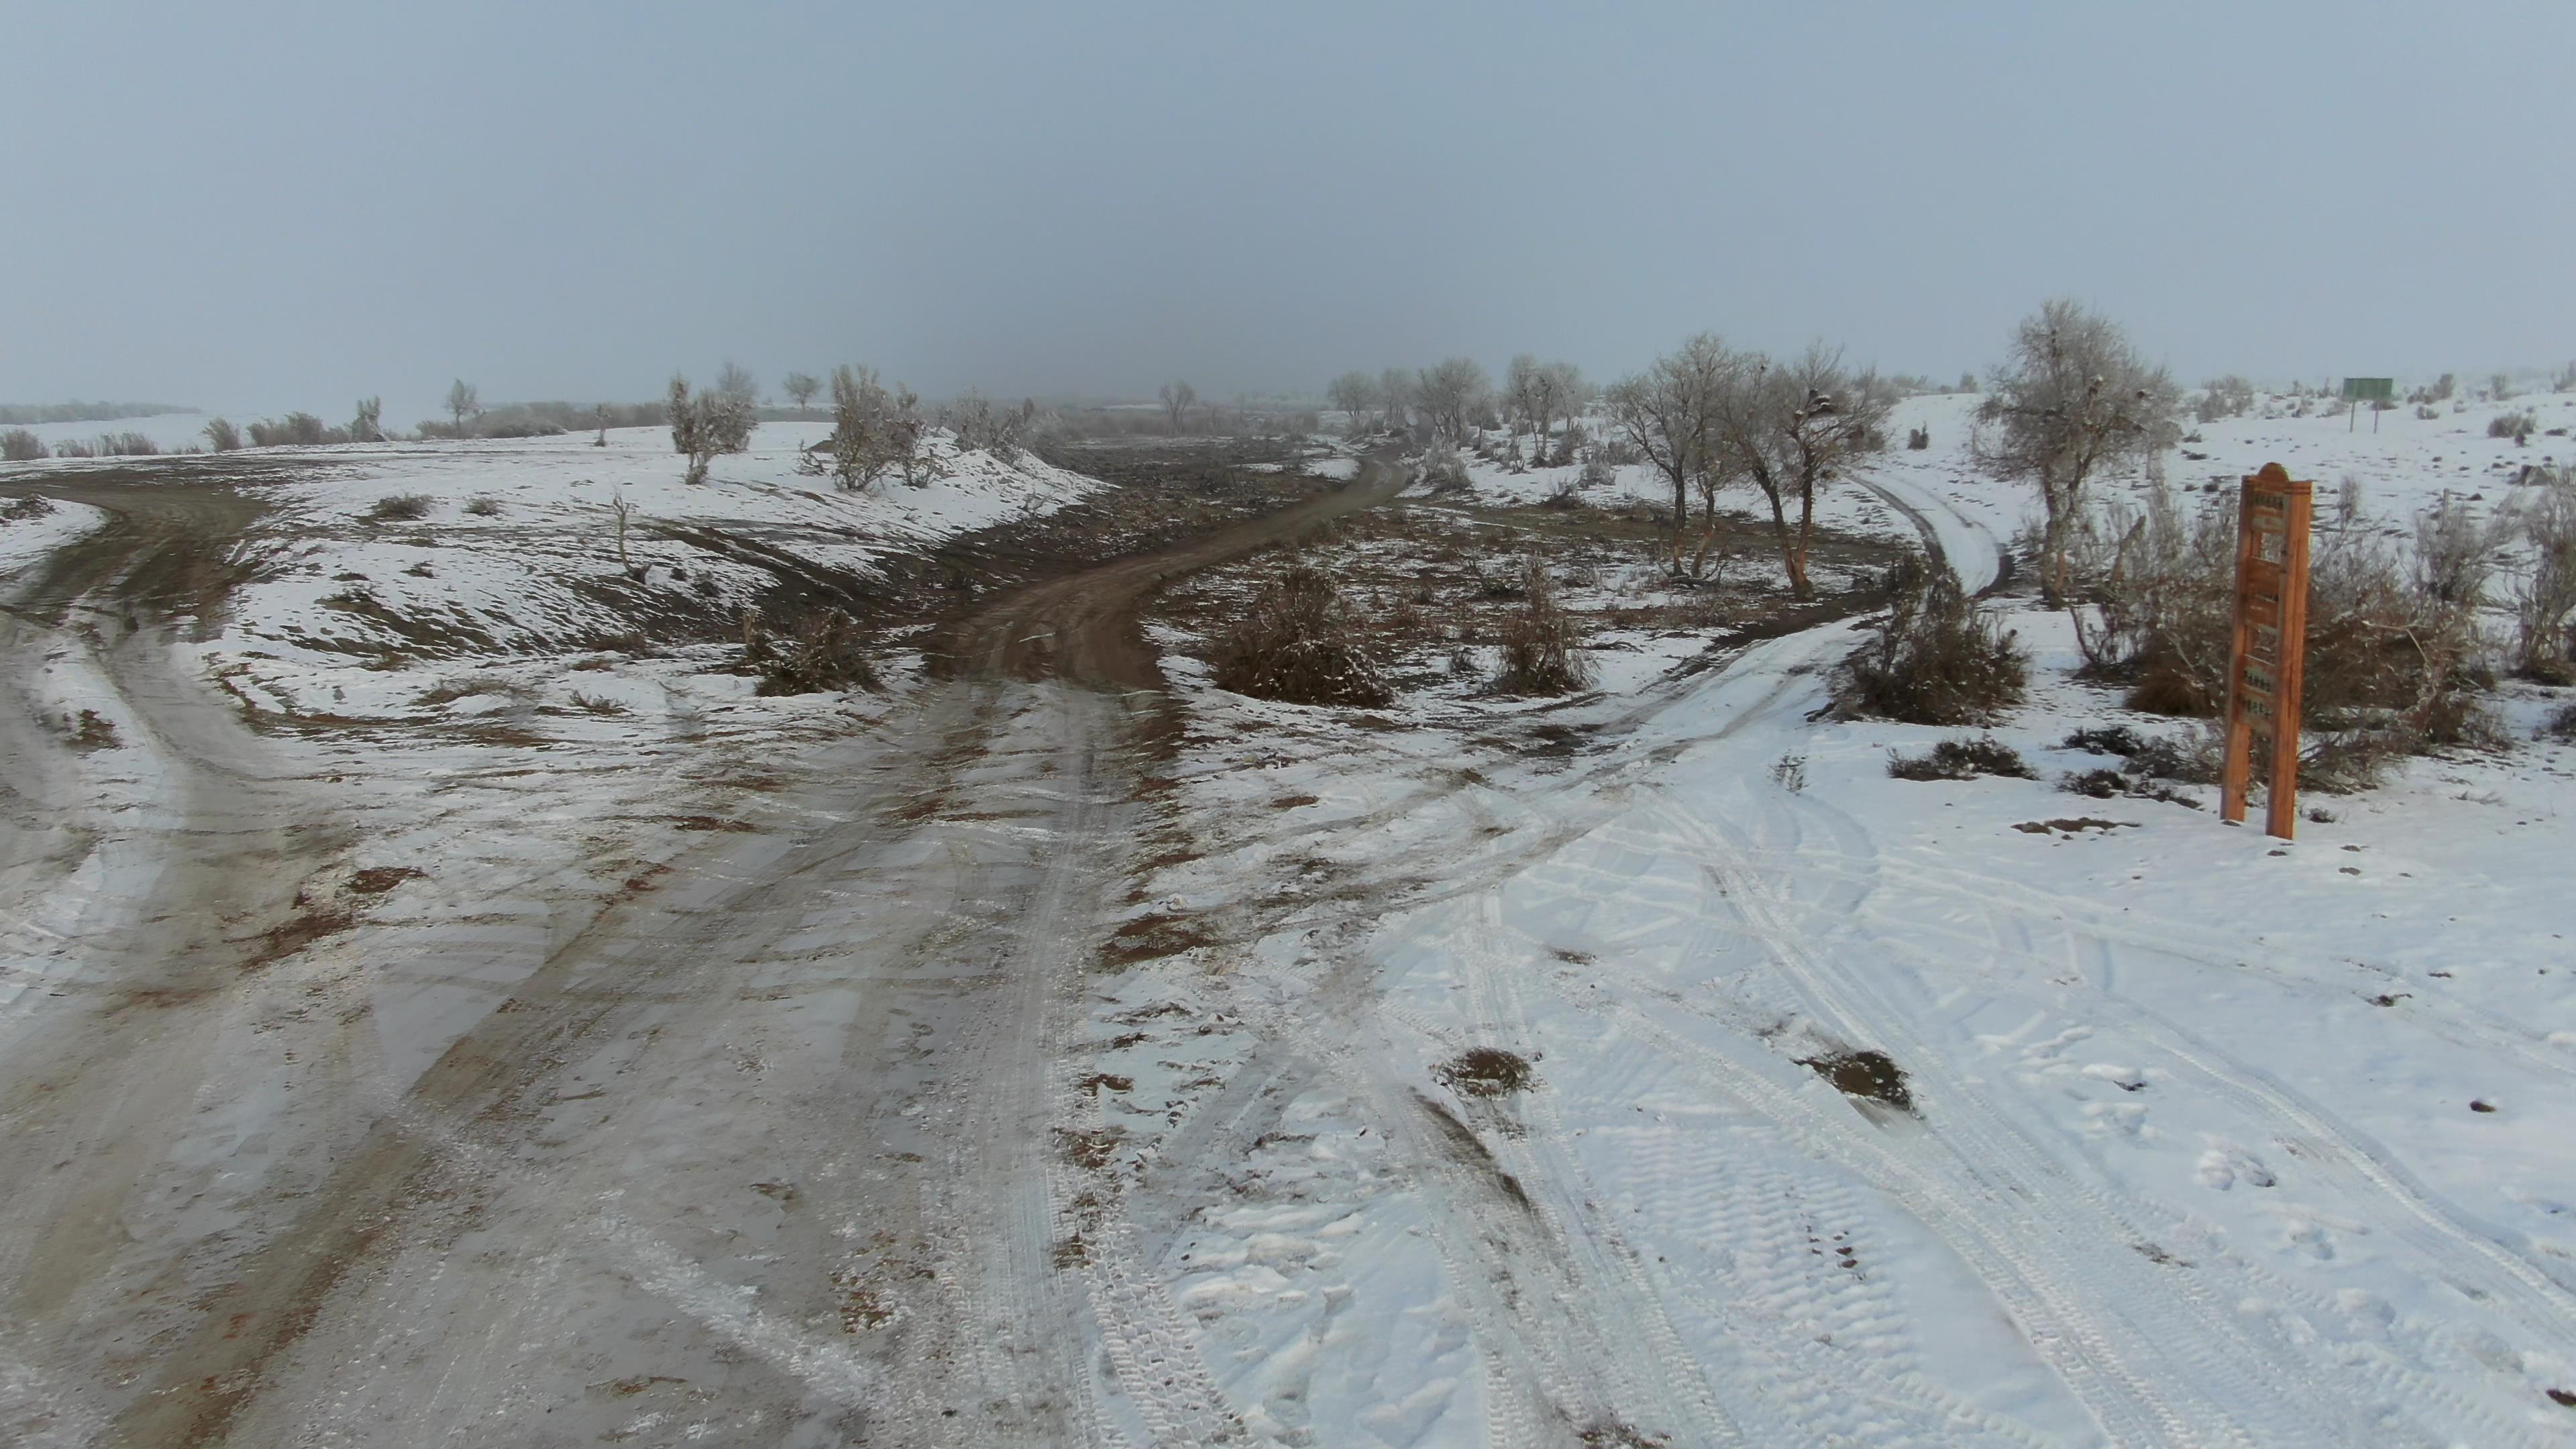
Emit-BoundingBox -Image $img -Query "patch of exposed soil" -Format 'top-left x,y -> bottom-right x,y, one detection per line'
1799,1048 -> 1914,1112
1435,1046 -> 1536,1097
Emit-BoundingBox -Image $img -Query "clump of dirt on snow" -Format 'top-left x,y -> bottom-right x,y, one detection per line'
1799,1048 -> 1913,1112
1435,1046 -> 1535,1097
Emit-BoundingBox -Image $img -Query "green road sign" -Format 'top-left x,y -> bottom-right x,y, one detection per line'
2341,378 -> 2395,402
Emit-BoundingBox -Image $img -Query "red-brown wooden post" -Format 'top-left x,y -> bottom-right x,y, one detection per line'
2220,463 -> 2312,839
2264,475 -> 2314,839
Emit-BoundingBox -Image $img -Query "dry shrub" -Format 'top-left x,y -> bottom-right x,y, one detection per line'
1493,556 -> 1591,695
2542,700 -> 2576,742
365,494 -> 433,522
1211,561 -> 1391,707
1839,557 -> 2028,725
2,494 -> 56,521
2061,724 -> 2216,784
3,428 -> 47,462
753,608 -> 879,694
2063,480 -> 2503,777
2514,479 -> 2576,678
1886,735 -> 2033,781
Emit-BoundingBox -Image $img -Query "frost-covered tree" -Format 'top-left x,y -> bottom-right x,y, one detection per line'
1326,371 -> 1377,433
823,364 -> 928,489
1415,357 -> 1491,443
668,369 -> 757,484
1974,300 -> 2179,602
349,396 -> 384,443
1377,367 -> 1413,431
1709,345 -> 1893,599
1607,334 -> 1731,574
707,363 -> 759,450
782,371 -> 820,410
1507,357 -> 1586,454
445,379 -> 480,435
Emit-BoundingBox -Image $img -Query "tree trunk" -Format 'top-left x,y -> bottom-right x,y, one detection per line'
1764,489 -> 1809,598
1789,485 -> 1818,600
1670,475 -> 1689,574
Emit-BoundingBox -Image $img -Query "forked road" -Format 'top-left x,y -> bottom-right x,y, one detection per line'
0,463 -> 1399,1447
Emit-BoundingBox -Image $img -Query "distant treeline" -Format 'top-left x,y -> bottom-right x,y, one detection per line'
415,398 -> 666,439
0,400 -> 199,425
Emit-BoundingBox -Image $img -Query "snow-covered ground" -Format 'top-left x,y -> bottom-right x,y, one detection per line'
6,399 -> 2574,1444
1085,398 -> 2576,1445
0,496 -> 107,574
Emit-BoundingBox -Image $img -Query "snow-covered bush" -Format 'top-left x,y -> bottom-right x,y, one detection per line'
1416,445 -> 1470,494
2489,411 -> 2534,443
810,364 -> 929,490
669,368 -> 758,484
943,390 -> 1032,462
1210,562 -> 1391,708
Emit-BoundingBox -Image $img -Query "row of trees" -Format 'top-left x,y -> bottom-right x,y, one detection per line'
1607,339 -> 1895,596
1601,301 -> 2176,602
1326,356 -> 1591,448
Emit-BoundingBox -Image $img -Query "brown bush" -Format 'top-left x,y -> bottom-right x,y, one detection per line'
1493,556 -> 1591,695
2064,481 -> 2501,767
1211,562 -> 1391,707
1886,735 -> 2033,781
1839,558 -> 2028,725
753,608 -> 879,694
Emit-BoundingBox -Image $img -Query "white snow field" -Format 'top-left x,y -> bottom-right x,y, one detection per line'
1096,397 -> 2576,1446
1,398 -> 2572,1446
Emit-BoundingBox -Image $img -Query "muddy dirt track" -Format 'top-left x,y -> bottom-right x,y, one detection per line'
0,462 -> 1399,1446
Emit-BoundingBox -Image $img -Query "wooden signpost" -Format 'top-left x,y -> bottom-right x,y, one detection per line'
2220,463 -> 2314,839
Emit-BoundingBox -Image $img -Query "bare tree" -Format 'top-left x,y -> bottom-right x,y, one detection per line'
1326,371 -> 1377,434
1505,354 -> 1546,449
1159,380 -> 1197,431
1607,334 -> 1731,574
445,379 -> 480,435
349,396 -> 384,443
610,492 -> 635,571
1414,357 -> 1491,444
782,371 -> 821,410
1537,361 -> 1587,449
1973,299 -> 2179,602
1709,344 -> 1892,599
1377,366 -> 1413,432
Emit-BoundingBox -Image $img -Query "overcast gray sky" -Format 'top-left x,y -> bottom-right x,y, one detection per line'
8,1 -> 2572,424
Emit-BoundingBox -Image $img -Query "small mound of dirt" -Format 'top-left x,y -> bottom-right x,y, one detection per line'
2013,817 -> 2137,835
1435,1046 -> 1534,1097
347,865 -> 425,894
1800,1048 -> 1913,1112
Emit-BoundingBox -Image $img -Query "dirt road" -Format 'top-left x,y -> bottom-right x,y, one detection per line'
0,459 -> 1401,1447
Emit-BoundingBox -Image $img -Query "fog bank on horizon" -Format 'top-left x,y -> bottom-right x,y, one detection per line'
7,1 -> 2572,423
